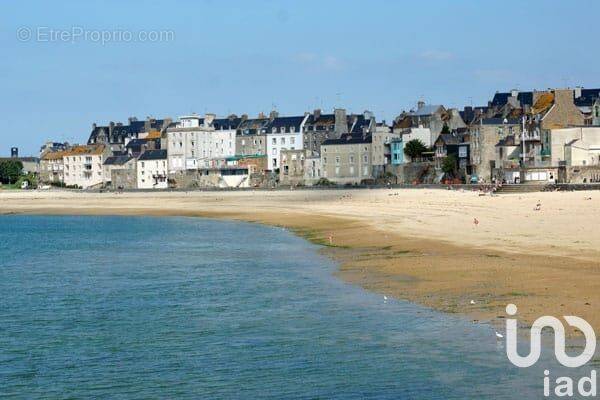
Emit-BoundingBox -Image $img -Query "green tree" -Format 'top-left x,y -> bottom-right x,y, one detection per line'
0,160 -> 23,184
441,123 -> 451,134
403,139 -> 428,160
441,155 -> 457,176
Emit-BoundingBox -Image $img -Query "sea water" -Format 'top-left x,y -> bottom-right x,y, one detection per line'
0,216 -> 580,399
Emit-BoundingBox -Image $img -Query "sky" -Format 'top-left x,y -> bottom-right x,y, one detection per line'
1,0 -> 598,155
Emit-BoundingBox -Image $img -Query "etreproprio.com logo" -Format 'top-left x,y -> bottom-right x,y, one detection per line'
16,26 -> 175,45
505,304 -> 597,397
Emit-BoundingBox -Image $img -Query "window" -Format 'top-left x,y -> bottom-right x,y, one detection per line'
335,156 -> 340,165
272,148 -> 277,155
272,138 -> 277,145
281,137 -> 285,145
349,155 -> 355,164
290,137 -> 295,144
335,166 -> 340,175
363,155 -> 368,163
349,166 -> 354,175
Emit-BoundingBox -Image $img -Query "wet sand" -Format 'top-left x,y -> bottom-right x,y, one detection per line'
1,188 -> 599,336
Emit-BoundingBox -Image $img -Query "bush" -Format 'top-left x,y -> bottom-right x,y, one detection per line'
0,160 -> 23,184
315,178 -> 335,186
404,139 -> 428,160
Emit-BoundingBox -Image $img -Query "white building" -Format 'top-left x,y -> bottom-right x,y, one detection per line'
549,127 -> 600,166
63,145 -> 108,189
167,114 -> 237,172
137,149 -> 168,189
265,115 -> 308,170
401,127 -> 436,148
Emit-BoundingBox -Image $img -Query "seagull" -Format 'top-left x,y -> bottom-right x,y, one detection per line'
384,296 -> 388,301
470,300 -> 476,305
495,332 -> 504,339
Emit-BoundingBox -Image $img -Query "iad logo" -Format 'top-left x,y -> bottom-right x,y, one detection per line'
505,304 -> 598,397
505,304 -> 596,368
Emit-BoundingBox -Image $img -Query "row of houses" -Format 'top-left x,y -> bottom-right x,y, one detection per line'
34,86 -> 600,189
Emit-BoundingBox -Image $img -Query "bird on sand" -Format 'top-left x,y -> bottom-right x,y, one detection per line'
495,332 -> 504,339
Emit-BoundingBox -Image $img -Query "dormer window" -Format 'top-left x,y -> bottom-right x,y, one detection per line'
290,126 -> 295,133
272,127 -> 277,133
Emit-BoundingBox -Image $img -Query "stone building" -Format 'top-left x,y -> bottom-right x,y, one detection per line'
103,155 -> 135,188
371,123 -> 400,177
593,98 -> 600,126
279,149 -> 306,186
235,116 -> 270,158
470,118 -> 522,181
88,116 -> 171,153
321,134 -> 373,184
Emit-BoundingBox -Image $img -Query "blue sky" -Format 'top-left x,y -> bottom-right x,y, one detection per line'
1,0 -> 597,155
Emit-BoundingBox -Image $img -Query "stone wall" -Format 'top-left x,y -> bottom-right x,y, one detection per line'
111,168 -> 137,189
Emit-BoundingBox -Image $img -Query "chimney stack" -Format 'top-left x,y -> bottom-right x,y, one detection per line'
334,108 -> 347,136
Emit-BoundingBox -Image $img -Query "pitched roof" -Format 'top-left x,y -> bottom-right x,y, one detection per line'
138,149 -> 167,161
490,91 -> 534,107
322,134 -> 372,145
104,155 -> 133,165
575,89 -> 600,107
41,151 -> 67,161
265,116 -> 306,132
213,117 -> 242,130
63,145 -> 105,156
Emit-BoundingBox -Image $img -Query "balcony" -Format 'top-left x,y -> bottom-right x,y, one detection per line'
522,132 -> 541,141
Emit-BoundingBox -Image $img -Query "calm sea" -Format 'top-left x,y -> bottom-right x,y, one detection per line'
0,216 -> 576,399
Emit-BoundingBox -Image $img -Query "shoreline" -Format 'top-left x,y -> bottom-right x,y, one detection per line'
2,188 -> 600,337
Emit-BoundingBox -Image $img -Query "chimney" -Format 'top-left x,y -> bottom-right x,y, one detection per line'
258,112 -> 266,119
128,116 -> 138,124
575,86 -> 582,99
204,113 -> 216,126
92,123 -> 97,129
313,109 -> 321,120
269,110 -> 279,120
241,114 -> 248,121
334,108 -> 347,136
511,89 -> 519,98
417,101 -> 425,110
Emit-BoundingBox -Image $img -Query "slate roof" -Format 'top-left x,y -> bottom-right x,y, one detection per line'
436,133 -> 462,145
138,149 -> 167,161
265,116 -> 306,133
490,92 -> 534,107
574,89 -> 600,107
237,118 -> 270,135
322,134 -> 372,145
213,117 -> 242,130
88,119 -> 166,144
104,155 -> 133,166
349,114 -> 373,134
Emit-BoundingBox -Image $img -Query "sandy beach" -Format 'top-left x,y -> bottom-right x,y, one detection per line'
1,188 -> 599,335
